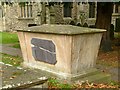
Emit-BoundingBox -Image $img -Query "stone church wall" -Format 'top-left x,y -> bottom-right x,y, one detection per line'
0,2 -> 120,31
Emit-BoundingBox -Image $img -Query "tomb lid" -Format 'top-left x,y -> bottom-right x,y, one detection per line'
17,24 -> 106,35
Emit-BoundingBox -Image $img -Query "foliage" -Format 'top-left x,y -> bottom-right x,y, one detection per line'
48,78 -> 118,89
1,53 -> 23,66
48,78 -> 73,89
0,32 -> 19,44
0,32 -> 20,48
114,32 -> 120,39
109,81 -> 120,86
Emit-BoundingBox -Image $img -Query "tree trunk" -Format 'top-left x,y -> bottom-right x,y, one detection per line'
95,2 -> 113,52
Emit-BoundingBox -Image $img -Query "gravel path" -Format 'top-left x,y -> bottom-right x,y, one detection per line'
0,44 -> 22,57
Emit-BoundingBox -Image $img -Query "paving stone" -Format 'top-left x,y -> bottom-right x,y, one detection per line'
0,44 -> 22,57
0,63 -> 48,89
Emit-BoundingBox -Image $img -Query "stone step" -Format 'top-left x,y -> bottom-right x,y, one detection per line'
29,82 -> 48,89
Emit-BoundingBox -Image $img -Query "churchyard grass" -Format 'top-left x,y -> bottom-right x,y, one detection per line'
12,43 -> 20,48
48,78 -> 119,89
0,53 -> 23,66
48,78 -> 73,89
114,32 -> 120,39
0,32 -> 19,44
0,32 -> 20,48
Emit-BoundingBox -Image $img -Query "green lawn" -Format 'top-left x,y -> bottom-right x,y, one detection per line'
0,32 -> 19,44
0,53 -> 23,66
0,32 -> 20,48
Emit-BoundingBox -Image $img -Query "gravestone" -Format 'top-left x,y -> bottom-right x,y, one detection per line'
115,18 -> 120,32
17,24 -> 110,82
110,24 -> 114,40
115,18 -> 120,46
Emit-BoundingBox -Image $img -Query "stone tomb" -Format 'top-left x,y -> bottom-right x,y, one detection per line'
17,24 -> 110,82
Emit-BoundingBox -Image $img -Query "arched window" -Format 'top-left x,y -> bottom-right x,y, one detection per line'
89,2 -> 95,18
63,2 -> 72,17
19,2 -> 32,18
115,4 -> 118,13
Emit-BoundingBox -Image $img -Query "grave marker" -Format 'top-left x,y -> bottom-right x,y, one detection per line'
17,24 -> 110,82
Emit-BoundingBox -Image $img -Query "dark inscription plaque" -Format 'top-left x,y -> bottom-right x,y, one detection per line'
31,38 -> 57,65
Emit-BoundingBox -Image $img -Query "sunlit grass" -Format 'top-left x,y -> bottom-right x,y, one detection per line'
0,53 -> 23,66
48,78 -> 73,89
0,32 -> 19,44
0,32 -> 20,48
114,32 -> 120,39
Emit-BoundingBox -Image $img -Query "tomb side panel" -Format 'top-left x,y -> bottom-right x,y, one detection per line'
17,31 -> 29,63
71,33 -> 103,74
23,32 -> 72,74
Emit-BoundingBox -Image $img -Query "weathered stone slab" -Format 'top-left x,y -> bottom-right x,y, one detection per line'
17,24 -> 106,35
1,63 -> 48,89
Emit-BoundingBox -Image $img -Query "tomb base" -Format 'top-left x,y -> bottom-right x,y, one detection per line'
22,62 -> 111,84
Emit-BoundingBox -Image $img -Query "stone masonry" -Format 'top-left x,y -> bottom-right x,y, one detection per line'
0,1 -> 120,31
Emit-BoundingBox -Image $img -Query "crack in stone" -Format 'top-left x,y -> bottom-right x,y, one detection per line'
38,47 -> 56,54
